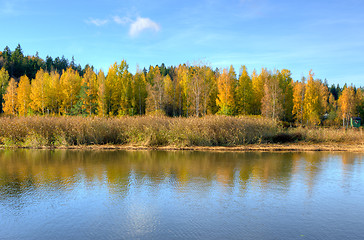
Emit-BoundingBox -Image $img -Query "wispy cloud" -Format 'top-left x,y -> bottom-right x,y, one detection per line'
86,18 -> 108,26
113,16 -> 132,25
86,15 -> 160,37
129,17 -> 160,37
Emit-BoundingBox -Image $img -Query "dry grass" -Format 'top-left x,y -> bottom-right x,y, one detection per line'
0,115 -> 278,148
287,127 -> 364,144
0,116 -> 362,148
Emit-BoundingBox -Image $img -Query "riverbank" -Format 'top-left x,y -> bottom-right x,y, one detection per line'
1,116 -> 363,151
2,143 -> 364,152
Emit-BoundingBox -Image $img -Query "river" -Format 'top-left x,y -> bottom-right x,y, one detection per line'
0,150 -> 363,239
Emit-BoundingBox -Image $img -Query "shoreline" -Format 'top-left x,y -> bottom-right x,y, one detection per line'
1,143 -> 364,152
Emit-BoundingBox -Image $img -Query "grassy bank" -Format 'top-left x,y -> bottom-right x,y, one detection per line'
0,116 -> 363,149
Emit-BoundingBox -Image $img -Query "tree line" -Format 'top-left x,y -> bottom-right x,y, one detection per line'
0,45 -> 363,126
0,44 -> 88,80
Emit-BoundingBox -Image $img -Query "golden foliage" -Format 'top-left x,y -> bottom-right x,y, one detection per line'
2,78 -> 17,115
17,75 -> 31,116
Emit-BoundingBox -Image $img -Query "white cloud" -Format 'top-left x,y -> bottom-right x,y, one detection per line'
87,18 -> 108,26
129,17 -> 160,37
113,16 -> 132,25
86,15 -> 161,37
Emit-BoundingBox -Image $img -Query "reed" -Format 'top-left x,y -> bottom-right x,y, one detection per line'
0,115 -> 279,147
0,116 -> 362,148
287,127 -> 364,143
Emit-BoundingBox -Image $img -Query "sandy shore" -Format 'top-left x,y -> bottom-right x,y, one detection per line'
2,143 -> 363,152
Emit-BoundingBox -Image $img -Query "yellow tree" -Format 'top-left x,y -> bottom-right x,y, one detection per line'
187,66 -> 210,117
2,78 -> 18,115
303,70 -> 327,126
82,67 -> 98,115
292,77 -> 306,125
235,65 -> 253,115
47,71 -> 61,114
30,69 -> 50,114
278,69 -> 294,121
97,70 -> 107,116
338,86 -> 356,128
203,66 -> 218,115
252,68 -> 268,115
163,74 -> 175,116
261,71 -> 283,120
325,93 -> 338,126
216,69 -> 235,115
355,88 -> 364,120
176,64 -> 189,116
105,64 -> 117,115
303,70 -> 320,125
17,75 -> 31,115
228,65 -> 237,113
60,67 -> 81,114
107,61 -> 132,116
146,68 -> 165,114
0,67 -> 10,113
132,69 -> 147,115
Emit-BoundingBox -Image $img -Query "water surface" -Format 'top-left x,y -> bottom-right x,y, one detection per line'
0,150 -> 363,239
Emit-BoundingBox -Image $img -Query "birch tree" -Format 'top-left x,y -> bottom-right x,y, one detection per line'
17,75 -> 31,115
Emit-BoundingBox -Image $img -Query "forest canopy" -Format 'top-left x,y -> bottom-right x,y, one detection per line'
0,44 -> 363,127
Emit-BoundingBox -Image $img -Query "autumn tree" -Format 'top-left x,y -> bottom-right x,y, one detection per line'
356,88 -> 364,120
235,65 -> 253,115
325,93 -> 338,125
60,67 -> 81,114
30,69 -> 49,114
303,70 -> 328,126
251,68 -> 268,115
47,71 -> 61,114
96,70 -> 107,116
0,67 -> 10,113
292,77 -> 306,125
2,78 -> 17,115
261,71 -> 283,120
81,67 -> 98,115
132,68 -> 147,115
216,68 -> 235,115
146,67 -> 165,114
104,66 -> 116,115
187,66 -> 211,116
338,86 -> 356,128
107,61 -> 132,116
163,74 -> 175,116
175,64 -> 189,116
203,66 -> 218,115
16,75 -> 31,115
278,69 -> 294,121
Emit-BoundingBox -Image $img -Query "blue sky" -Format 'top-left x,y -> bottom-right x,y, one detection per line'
1,0 -> 364,86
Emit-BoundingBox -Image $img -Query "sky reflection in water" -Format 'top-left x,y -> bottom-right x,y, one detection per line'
0,150 -> 363,240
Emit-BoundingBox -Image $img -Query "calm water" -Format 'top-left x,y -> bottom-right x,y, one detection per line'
0,150 -> 363,240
